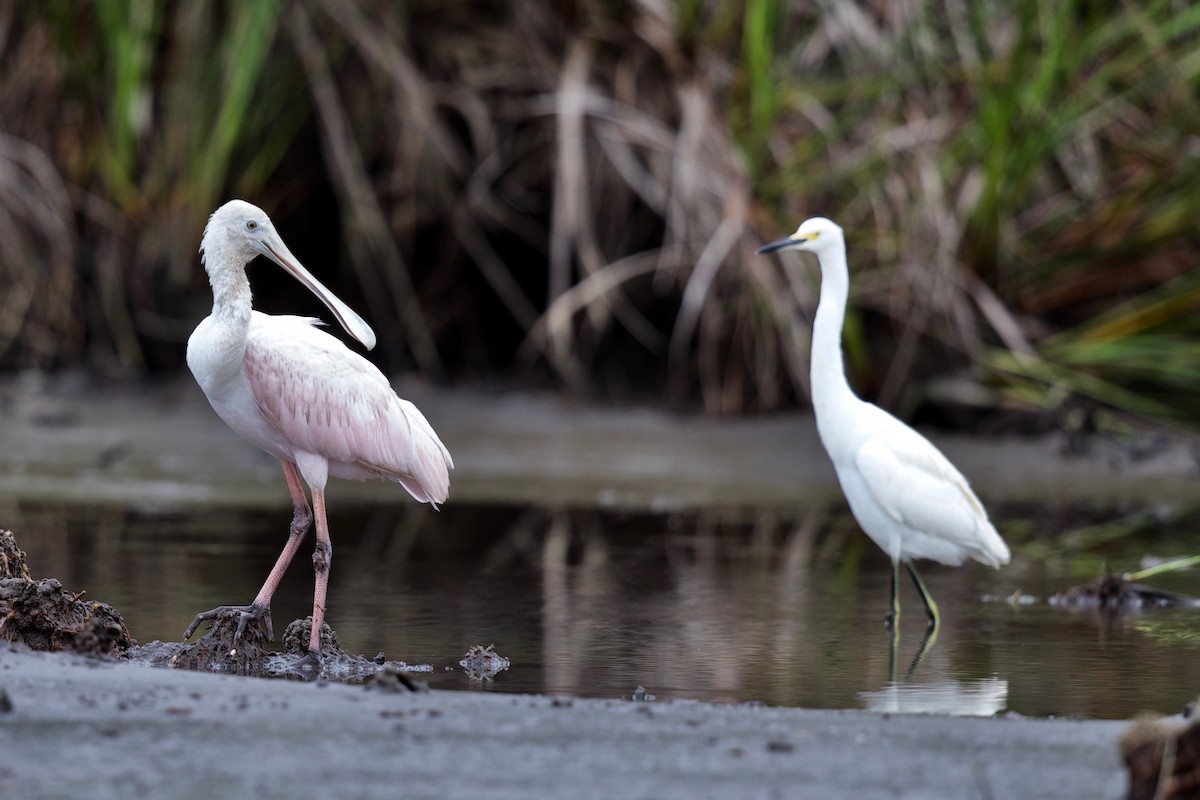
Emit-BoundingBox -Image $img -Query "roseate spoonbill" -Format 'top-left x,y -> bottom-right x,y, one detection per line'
757,217 -> 1008,632
183,199 -> 452,660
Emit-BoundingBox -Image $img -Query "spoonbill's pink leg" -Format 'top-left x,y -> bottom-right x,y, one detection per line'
307,487 -> 331,655
252,460 -> 313,610
182,459 -> 313,642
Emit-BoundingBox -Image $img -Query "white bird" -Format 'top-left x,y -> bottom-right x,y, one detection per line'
757,217 -> 1009,631
183,199 -> 453,660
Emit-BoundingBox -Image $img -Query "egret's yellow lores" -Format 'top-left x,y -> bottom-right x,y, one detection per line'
758,217 -> 1010,630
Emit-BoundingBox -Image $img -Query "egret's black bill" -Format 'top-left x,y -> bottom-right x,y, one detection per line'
756,237 -> 796,254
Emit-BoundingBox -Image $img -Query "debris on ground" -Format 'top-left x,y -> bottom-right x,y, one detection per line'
0,529 -> 132,655
365,662 -> 427,693
1050,574 -> 1200,611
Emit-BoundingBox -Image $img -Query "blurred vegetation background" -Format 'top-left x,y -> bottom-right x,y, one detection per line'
1,0 -> 1199,423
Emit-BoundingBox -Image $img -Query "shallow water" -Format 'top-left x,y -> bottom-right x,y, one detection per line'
7,499 -> 1200,720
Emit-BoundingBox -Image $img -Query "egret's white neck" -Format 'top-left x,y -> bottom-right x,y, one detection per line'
809,243 -> 861,419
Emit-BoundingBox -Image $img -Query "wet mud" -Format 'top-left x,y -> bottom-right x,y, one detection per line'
6,374 -> 1200,514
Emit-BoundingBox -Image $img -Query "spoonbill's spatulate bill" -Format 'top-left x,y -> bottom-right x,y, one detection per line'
757,217 -> 1009,631
183,199 -> 453,659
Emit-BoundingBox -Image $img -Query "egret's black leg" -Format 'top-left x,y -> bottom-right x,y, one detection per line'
885,558 -> 901,630
905,563 -> 940,630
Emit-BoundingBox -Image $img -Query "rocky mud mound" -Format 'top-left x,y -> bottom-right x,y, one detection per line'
0,529 -> 132,655
134,607 -> 274,675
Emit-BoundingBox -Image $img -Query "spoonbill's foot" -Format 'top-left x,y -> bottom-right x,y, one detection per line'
182,603 -> 273,642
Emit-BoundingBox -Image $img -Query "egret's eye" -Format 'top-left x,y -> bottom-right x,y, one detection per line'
246,220 -> 258,231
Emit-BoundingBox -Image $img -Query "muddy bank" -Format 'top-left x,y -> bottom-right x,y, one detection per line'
2,526 -> 421,683
2,372 -> 1199,513
0,642 -> 1131,800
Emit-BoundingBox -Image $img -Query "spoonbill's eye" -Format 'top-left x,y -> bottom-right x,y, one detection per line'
246,220 -> 258,231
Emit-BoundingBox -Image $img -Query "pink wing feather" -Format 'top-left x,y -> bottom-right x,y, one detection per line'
243,313 -> 452,505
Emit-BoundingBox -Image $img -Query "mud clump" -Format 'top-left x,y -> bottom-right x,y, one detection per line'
0,530 -> 132,656
281,616 -> 348,658
278,616 -> 408,681
459,643 -> 510,683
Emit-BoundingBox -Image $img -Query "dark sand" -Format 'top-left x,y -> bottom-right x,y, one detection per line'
0,643 -> 1129,800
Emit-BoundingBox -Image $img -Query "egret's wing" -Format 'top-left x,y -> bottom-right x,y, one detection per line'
244,313 -> 452,504
854,429 -> 1007,566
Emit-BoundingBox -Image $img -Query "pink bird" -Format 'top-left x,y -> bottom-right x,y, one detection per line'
183,199 -> 452,661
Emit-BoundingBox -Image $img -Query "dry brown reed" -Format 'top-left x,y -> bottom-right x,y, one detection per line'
1,1 -> 1197,421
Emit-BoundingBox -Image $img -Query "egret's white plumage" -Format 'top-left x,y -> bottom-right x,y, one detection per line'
184,199 -> 452,657
757,217 -> 1008,629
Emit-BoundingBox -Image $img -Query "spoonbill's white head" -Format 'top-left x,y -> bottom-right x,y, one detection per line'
756,216 -> 844,256
200,200 -> 376,350
201,199 -> 283,267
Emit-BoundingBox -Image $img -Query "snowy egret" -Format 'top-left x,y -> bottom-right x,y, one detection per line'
757,217 -> 1009,630
183,200 -> 453,659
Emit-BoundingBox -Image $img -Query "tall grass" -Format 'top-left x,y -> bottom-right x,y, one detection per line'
0,1 -> 1198,423
754,0 -> 1200,421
